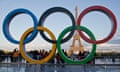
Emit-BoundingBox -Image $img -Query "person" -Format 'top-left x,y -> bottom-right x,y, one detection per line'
12,48 -> 19,62
56,53 -> 61,64
11,48 -> 20,72
112,52 -> 116,62
77,51 -> 84,61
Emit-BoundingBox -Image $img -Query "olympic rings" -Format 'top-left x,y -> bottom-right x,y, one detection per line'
19,26 -> 56,64
57,26 -> 96,64
2,6 -> 117,64
77,6 -> 117,44
38,7 -> 75,44
3,8 -> 38,44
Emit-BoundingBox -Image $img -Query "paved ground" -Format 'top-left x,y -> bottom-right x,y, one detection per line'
0,59 -> 120,72
0,64 -> 120,72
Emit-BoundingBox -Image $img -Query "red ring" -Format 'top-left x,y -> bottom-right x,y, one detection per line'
77,6 -> 117,44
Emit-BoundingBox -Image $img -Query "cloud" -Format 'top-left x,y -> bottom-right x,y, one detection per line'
84,42 -> 120,52
109,38 -> 120,44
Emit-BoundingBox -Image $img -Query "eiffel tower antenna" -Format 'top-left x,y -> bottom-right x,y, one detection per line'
75,6 -> 78,25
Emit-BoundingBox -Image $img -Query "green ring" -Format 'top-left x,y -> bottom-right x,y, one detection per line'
57,26 -> 96,64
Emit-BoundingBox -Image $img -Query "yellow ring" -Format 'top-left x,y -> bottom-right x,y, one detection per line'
19,26 -> 56,64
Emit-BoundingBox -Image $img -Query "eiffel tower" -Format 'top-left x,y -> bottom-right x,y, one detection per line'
67,6 -> 84,57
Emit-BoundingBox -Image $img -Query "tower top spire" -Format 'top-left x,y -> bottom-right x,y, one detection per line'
75,6 -> 78,12
75,6 -> 78,25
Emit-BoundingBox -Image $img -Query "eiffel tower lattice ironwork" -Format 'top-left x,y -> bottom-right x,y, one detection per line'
67,6 -> 85,57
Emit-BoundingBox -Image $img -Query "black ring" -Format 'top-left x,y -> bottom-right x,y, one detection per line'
38,7 -> 75,44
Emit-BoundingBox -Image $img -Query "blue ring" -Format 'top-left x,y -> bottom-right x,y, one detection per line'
3,8 -> 38,44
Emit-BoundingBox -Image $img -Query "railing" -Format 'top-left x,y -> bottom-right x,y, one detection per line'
0,55 -> 120,72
